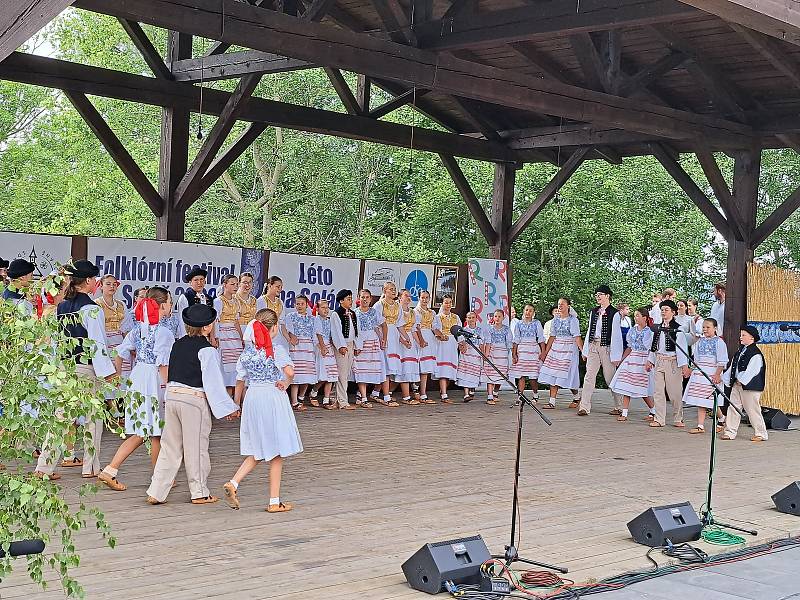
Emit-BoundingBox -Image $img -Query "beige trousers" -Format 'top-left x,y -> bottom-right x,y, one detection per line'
723,383 -> 768,440
578,342 -> 621,412
147,386 -> 212,502
653,355 -> 684,426
36,363 -> 104,476
334,342 -> 355,407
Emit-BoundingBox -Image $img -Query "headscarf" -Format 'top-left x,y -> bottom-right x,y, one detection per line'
243,319 -> 274,357
134,297 -> 160,339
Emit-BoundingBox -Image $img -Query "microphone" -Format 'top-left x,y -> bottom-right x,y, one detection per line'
450,324 -> 477,338
778,323 -> 800,332
0,539 -> 45,558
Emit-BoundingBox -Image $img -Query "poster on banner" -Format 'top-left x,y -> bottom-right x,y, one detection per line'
468,258 -> 509,327
267,252 -> 360,310
0,231 -> 73,278
362,260 -> 434,301
88,237 -> 250,308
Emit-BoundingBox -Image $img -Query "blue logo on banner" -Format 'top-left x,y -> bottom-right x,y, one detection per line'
405,270 -> 428,301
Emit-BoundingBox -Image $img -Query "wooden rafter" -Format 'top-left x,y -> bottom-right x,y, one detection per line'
0,0 -> 75,62
324,67 -> 362,115
751,186 -> 800,248
730,23 -> 800,88
171,51 -> 311,82
442,0 -> 478,21
372,0 -> 416,45
674,0 -> 800,46
118,19 -> 173,80
368,88 -> 429,119
196,122 -> 268,200
439,154 -> 498,245
695,149 -> 746,240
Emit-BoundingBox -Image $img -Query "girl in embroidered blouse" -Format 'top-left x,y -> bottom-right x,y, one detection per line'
214,274 -> 244,395
609,307 -> 656,422
509,304 -> 546,403
684,318 -> 728,434
539,297 -> 583,409
433,295 -> 462,403
256,276 -> 289,349
223,308 -> 302,513
352,288 -> 388,408
98,286 -> 175,492
314,298 -> 340,409
236,272 -> 258,330
480,309 -> 512,406
374,281 -> 401,404
394,289 -> 422,405
456,311 -> 483,402
414,290 -> 438,404
285,295 -> 318,411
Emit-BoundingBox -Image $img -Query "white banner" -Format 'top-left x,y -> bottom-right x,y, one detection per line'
267,252 -> 360,310
362,260 -> 434,301
88,237 -> 243,308
0,231 -> 72,278
468,258 -> 510,327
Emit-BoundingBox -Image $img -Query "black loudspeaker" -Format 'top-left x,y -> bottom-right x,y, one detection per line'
627,502 -> 703,547
763,408 -> 791,431
402,535 -> 491,594
772,482 -> 800,516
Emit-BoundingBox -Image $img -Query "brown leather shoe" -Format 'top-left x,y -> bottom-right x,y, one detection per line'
33,471 -> 61,480
191,496 -> 219,504
568,401 -> 579,409
648,422 -> 664,428
60,457 -> 83,468
577,409 -> 589,416
266,502 -> 293,513
223,482 -> 240,510
750,436 -> 765,442
608,409 -> 622,416
98,471 -> 127,491
147,496 -> 165,505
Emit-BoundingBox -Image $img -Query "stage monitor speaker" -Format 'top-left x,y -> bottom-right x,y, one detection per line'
762,408 -> 791,431
402,534 -> 491,594
627,502 -> 703,547
772,482 -> 800,516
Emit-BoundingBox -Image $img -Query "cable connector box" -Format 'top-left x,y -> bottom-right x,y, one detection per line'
479,575 -> 511,595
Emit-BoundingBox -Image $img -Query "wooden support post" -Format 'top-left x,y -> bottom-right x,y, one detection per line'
157,31 -> 191,241
490,163 -> 516,260
724,148 -> 760,353
356,75 -> 371,114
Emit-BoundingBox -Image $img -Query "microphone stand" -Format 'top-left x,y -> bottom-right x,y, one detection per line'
457,329 -> 568,574
664,328 -> 757,538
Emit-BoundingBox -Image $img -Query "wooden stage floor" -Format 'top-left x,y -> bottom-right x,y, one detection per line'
4,390 -> 799,599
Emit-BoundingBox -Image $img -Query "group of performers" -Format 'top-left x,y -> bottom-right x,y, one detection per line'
1,258 -> 771,511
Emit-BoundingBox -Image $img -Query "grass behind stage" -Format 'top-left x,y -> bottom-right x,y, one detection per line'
3,390 -> 799,599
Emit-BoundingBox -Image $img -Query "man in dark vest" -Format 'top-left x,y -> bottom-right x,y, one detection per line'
174,266 -> 215,339
578,285 -> 623,416
721,325 -> 768,442
330,289 -> 359,409
2,258 -> 35,316
646,300 -> 691,428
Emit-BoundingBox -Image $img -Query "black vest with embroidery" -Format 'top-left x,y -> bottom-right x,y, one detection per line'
183,289 -> 213,306
57,293 -> 98,361
588,305 -> 618,346
650,320 -> 679,353
729,344 -> 766,392
335,306 -> 358,339
168,336 -> 212,388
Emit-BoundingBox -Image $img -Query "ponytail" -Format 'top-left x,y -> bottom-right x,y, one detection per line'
64,277 -> 88,300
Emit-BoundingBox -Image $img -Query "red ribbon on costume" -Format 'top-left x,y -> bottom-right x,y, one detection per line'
253,320 -> 274,357
134,298 -> 160,325
35,295 -> 44,319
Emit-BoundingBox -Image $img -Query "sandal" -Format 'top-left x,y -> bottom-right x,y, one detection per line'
441,395 -> 454,404
644,414 -> 655,422
309,399 -> 320,408
648,422 -> 664,428
266,502 -> 293,513
223,482 -> 240,510
542,403 -> 556,409
689,427 -> 705,434
292,403 -> 307,412
147,496 -> 166,505
33,471 -> 61,480
463,394 -> 472,403
673,422 -> 686,428
356,401 -> 374,409
191,496 -> 219,504
568,401 -> 579,409
486,399 -> 497,405
81,472 -> 99,478
98,472 -> 127,491
60,457 -> 83,468
616,415 -> 628,422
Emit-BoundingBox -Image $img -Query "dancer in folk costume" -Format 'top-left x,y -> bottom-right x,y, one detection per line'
394,289 -> 422,405
236,272 -> 258,327
374,281 -> 401,384
646,300 -> 691,428
96,275 -> 135,384
617,303 -> 632,351
456,311 -> 483,402
414,290 -> 438,404
285,295 -> 317,411
610,306 -> 656,422
214,274 -> 244,393
174,267 -> 216,344
330,289 -> 358,410
509,304 -> 546,403
256,276 -> 289,350
98,287 -> 175,491
720,325 -> 768,442
539,297 -> 583,409
146,304 -> 239,505
480,309 -> 512,406
2,258 -> 35,316
314,299 -> 342,410
222,309 -> 302,512
35,261 -> 116,480
353,289 -> 387,408
684,318 -> 728,435
433,295 -> 461,403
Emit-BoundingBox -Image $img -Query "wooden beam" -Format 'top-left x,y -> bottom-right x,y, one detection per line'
0,53 -> 525,163
117,19 -> 173,80
412,0 -> 433,24
171,50 -> 312,82
368,88 -> 429,119
175,73 -> 263,209
195,122 -> 267,199
650,142 -> 732,235
695,148 -> 746,240
674,0 -> 800,47
324,67 -> 362,115
449,96 -> 501,141
617,52 -> 688,96
730,23 -> 800,88
505,125 -> 660,149
442,0 -> 478,21
74,0 -> 753,145
490,163 -> 516,260
64,90 -> 164,216
508,41 -> 578,86
372,0 -> 416,46
570,33 -> 607,91
508,148 -> 590,243
0,0 -> 74,62
601,30 -> 622,95
303,0 -> 336,21
415,0 -> 699,51
439,154 -> 498,245
356,74 -> 371,114
751,186 -> 800,247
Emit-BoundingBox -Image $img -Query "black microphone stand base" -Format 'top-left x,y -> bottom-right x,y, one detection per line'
493,545 -> 569,574
700,511 -> 758,537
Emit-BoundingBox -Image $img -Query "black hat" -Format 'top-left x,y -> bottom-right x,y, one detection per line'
64,259 -> 99,279
184,267 -> 208,283
742,324 -> 760,343
336,288 -> 353,303
659,299 -> 679,312
595,284 -> 613,297
8,258 -> 36,279
0,257 -> 9,269
182,303 -> 217,327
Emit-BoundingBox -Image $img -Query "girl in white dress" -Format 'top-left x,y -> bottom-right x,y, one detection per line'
415,290 -> 437,404
456,311 -> 483,401
509,304 -> 546,402
480,309 -> 512,406
285,295 -> 317,411
95,275 -> 135,387
223,308 -> 302,513
214,274 -> 244,393
236,272 -> 258,328
685,318 -> 728,434
314,299 -> 340,409
374,281 -> 402,390
395,289 -> 422,405
98,287 -> 175,491
256,276 -> 289,350
539,297 -> 583,409
433,295 -> 461,403
353,289 -> 388,408
610,307 -> 656,423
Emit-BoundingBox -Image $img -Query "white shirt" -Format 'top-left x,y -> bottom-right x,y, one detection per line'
722,347 -> 763,387
650,304 -> 662,325
710,301 -> 725,335
170,347 -> 238,418
582,308 -> 623,363
329,310 -> 357,350
79,304 -> 117,378
647,324 -> 689,368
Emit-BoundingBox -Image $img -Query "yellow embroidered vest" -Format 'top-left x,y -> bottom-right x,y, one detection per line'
401,309 -> 415,333
237,294 -> 257,325
218,295 -> 240,324
262,295 -> 283,318
439,312 -> 458,334
382,301 -> 400,325
96,298 -> 125,332
417,308 -> 434,330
